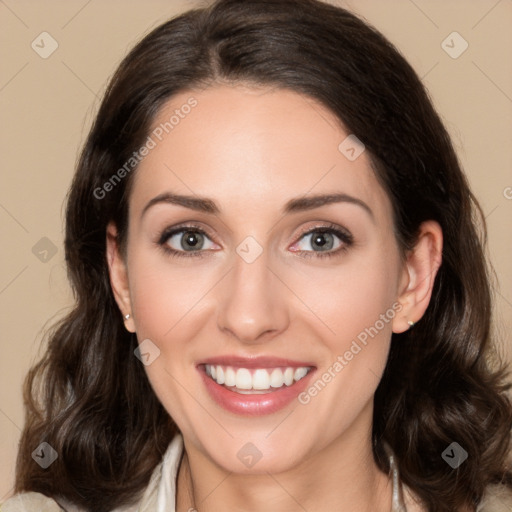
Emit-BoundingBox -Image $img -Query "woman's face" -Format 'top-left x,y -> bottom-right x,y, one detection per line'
114,84 -> 410,474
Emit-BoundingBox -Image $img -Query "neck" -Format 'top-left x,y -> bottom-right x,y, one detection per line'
177,403 -> 392,512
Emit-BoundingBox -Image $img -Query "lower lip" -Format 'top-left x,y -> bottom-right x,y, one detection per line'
198,366 -> 315,416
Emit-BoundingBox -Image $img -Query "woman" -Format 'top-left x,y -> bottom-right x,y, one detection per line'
3,0 -> 512,510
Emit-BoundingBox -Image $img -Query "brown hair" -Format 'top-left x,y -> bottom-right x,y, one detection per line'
15,1 -> 512,510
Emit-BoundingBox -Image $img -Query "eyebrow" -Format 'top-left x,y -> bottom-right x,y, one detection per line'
284,193 -> 373,219
141,192 -> 374,220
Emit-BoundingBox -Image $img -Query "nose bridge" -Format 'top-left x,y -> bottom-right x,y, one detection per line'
215,236 -> 289,343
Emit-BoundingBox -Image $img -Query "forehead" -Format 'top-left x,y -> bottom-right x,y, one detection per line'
129,84 -> 392,224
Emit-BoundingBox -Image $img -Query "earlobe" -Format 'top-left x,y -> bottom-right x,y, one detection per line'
392,220 -> 443,334
106,222 -> 136,333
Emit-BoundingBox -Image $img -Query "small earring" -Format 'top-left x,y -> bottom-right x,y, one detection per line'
124,313 -> 131,320
407,320 -> 415,328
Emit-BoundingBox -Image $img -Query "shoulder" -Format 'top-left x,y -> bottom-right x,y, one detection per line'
0,491 -> 140,512
1,435 -> 184,512
1,492 -> 64,512
477,484 -> 512,512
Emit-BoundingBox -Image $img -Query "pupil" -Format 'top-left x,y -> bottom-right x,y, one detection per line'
183,231 -> 202,250
312,232 -> 333,250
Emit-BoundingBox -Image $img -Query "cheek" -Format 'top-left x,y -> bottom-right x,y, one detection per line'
128,249 -> 213,341
293,265 -> 398,442
289,249 -> 400,347
126,251 -> 208,425
290,245 -> 400,406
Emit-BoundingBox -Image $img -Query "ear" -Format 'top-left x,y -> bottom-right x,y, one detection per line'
106,221 -> 136,333
392,220 -> 443,333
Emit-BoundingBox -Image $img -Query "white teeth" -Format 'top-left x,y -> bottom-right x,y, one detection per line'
294,367 -> 308,381
284,368 -> 294,386
225,367 -> 236,387
216,366 -> 225,385
252,369 -> 270,390
204,364 -> 311,392
270,368 -> 284,388
235,368 -> 252,389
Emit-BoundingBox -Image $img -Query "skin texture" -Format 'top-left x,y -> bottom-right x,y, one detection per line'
107,84 -> 442,512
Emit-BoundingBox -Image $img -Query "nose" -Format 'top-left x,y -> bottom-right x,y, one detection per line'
215,247 -> 290,345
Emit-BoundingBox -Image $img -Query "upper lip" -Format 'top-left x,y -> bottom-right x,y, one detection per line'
199,355 -> 316,369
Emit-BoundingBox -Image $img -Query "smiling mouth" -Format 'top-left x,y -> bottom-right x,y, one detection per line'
204,364 -> 313,394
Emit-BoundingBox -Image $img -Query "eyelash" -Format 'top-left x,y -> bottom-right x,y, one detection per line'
156,222 -> 353,260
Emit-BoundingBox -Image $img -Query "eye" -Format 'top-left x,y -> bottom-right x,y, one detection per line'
157,223 -> 217,258
290,224 -> 353,259
156,222 -> 353,260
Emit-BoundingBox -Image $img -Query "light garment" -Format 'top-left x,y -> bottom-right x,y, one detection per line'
2,434 -> 512,512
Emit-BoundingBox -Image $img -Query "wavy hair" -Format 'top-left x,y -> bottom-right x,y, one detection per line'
15,0 -> 512,510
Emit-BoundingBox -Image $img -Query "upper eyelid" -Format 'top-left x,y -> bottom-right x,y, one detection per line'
159,223 -> 215,240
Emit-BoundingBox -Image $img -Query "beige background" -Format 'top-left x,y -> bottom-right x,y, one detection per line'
1,0 -> 511,501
